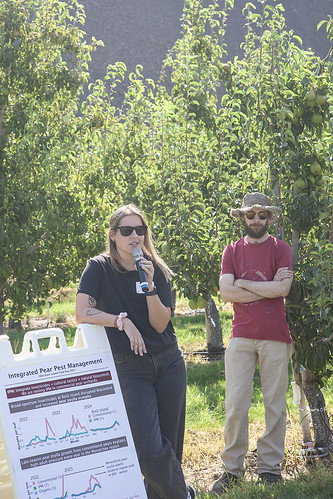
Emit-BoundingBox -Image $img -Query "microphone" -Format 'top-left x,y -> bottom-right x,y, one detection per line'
132,247 -> 149,293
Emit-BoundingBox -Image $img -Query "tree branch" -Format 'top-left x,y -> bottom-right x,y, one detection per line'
27,232 -> 48,254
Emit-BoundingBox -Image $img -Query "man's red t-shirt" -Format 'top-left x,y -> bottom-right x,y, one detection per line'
221,235 -> 292,343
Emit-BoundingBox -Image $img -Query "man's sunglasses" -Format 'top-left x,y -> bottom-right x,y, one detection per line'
245,211 -> 270,220
116,225 -> 147,236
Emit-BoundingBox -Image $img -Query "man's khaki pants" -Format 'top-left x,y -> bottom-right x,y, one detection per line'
222,337 -> 291,476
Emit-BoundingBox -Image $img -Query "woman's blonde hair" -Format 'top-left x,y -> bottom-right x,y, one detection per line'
106,204 -> 174,281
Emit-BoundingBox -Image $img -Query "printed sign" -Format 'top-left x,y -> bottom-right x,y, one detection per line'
0,326 -> 147,499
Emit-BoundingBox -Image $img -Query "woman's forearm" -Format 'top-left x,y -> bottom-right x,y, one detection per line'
146,295 -> 171,333
76,305 -> 117,327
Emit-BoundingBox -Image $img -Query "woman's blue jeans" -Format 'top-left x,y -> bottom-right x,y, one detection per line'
114,342 -> 188,499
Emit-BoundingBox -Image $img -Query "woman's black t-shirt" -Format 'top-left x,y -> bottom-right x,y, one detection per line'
77,254 -> 178,354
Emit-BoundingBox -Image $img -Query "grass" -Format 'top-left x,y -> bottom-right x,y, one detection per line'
186,359 -> 226,429
194,467 -> 333,498
27,283 -> 77,326
4,289 -> 333,498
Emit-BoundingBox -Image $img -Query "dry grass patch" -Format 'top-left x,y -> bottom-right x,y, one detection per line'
183,427 -> 225,490
182,417 -> 333,493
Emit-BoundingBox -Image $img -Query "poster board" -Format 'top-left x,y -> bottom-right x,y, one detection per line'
0,325 -> 147,499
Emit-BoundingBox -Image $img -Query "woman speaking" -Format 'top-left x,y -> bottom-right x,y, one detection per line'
76,204 -> 195,499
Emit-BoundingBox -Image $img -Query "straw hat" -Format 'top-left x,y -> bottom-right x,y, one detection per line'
230,192 -> 281,222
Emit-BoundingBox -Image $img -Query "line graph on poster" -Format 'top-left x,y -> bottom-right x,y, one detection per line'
26,465 -> 106,499
14,407 -> 121,452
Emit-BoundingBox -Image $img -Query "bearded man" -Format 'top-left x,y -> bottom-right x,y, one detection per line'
212,192 -> 293,494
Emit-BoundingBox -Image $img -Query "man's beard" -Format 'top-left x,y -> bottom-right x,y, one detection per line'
242,220 -> 269,239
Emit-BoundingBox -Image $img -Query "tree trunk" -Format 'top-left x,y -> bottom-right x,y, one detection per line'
8,318 -> 22,329
0,287 -> 5,334
291,227 -> 300,267
205,295 -> 224,359
271,180 -> 285,240
302,369 -> 333,450
47,297 -> 51,327
291,367 -> 312,444
171,288 -> 176,317
290,226 -> 313,444
290,227 -> 333,448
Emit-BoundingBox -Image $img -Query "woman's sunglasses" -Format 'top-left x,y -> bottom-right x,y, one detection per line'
116,225 -> 147,236
245,211 -> 270,220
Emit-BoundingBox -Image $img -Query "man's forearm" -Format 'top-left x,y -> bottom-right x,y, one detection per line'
234,278 -> 291,298
220,285 -> 264,303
